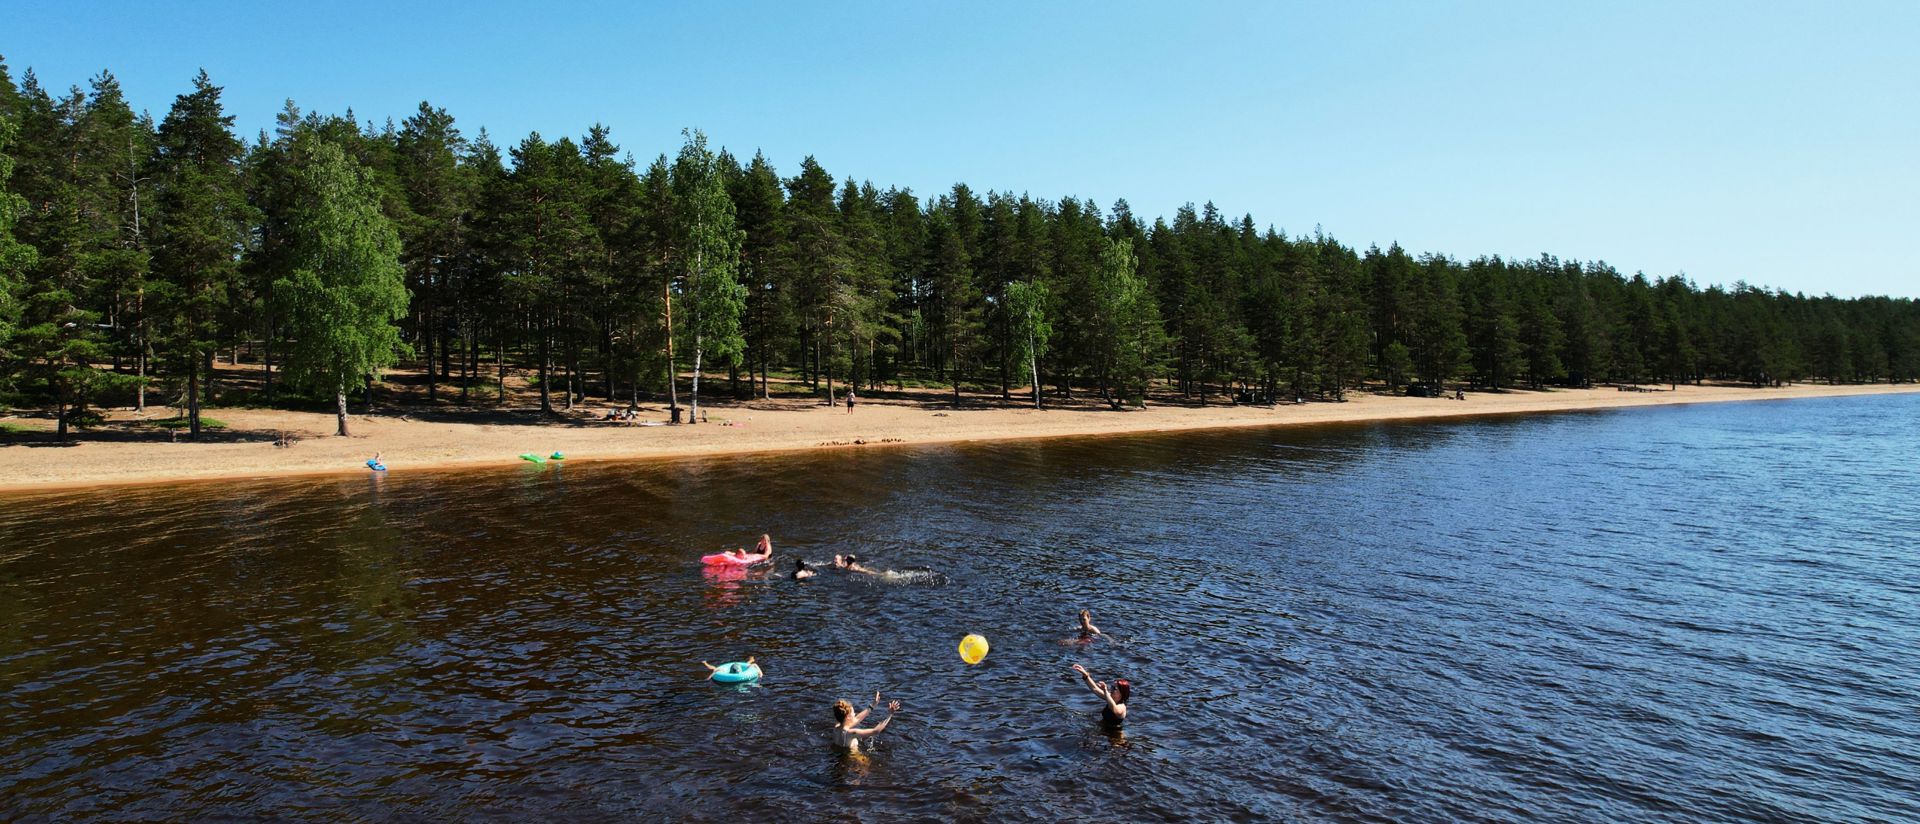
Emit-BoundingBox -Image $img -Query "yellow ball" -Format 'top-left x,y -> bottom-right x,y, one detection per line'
958,633 -> 989,665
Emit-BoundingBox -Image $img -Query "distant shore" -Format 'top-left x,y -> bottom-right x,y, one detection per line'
2,380 -> 1915,494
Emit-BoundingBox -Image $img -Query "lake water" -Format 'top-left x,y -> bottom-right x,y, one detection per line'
3,394 -> 1918,822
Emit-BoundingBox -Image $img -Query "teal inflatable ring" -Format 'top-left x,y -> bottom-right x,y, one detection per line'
710,662 -> 761,683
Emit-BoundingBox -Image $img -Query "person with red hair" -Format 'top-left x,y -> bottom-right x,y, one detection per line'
1069,664 -> 1129,727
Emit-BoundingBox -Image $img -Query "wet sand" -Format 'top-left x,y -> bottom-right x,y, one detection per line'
2,381 -> 1915,493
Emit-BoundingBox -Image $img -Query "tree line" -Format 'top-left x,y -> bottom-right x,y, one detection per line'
2,63 -> 1916,439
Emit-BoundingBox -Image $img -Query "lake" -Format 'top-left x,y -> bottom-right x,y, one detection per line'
3,394 -> 1917,822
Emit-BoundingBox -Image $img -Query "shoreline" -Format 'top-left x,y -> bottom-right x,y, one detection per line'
4,381 -> 1916,495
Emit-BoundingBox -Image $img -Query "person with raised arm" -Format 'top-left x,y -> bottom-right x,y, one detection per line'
832,691 -> 901,753
1069,664 -> 1129,727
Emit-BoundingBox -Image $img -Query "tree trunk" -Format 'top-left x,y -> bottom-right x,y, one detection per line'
135,336 -> 148,412
1030,334 -> 1041,410
664,279 -> 678,421
55,392 -> 68,442
187,360 -> 201,440
462,329 -> 473,405
336,389 -> 350,436
424,304 -> 436,403
263,324 -> 274,403
691,335 -> 704,424
537,312 -> 553,414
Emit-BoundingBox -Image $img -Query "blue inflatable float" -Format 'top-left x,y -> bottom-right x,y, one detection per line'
709,661 -> 762,683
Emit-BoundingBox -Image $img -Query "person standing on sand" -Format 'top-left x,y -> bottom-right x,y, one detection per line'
846,389 -> 856,414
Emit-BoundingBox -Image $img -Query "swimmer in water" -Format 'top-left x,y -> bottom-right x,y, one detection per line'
832,692 -> 900,753
831,554 -> 941,584
832,553 -> 876,574
1070,664 -> 1129,727
725,534 -> 774,564
792,558 -> 817,580
701,656 -> 756,679
1076,609 -> 1107,642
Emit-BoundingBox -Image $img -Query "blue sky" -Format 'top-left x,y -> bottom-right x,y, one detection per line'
8,1 -> 1916,297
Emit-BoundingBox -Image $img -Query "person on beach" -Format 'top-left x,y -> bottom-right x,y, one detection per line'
833,692 -> 901,753
846,389 -> 856,414
1070,664 -> 1129,727
702,656 -> 757,679
792,558 -> 817,580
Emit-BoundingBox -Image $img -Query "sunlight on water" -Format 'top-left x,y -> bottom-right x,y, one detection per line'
4,394 -> 1919,821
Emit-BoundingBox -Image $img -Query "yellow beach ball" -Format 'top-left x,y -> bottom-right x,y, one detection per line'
958,633 -> 989,665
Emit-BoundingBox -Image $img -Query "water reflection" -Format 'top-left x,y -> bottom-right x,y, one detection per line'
2,395 -> 1919,821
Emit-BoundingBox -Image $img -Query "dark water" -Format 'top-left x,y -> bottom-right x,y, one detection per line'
4,395 -> 1918,822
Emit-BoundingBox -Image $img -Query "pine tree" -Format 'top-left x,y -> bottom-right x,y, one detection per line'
782,156 -> 845,399
149,70 -> 251,438
395,102 -> 473,403
924,206 -> 981,405
1407,255 -> 1467,389
273,138 -> 410,435
729,151 -> 786,398
0,78 -> 35,385
11,80 -> 127,437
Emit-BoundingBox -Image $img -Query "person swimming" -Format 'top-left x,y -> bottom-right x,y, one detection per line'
832,692 -> 900,753
1076,609 -> 1107,642
701,655 -> 757,680
1070,664 -> 1129,727
832,553 -> 875,574
832,554 -> 943,585
792,558 -> 816,580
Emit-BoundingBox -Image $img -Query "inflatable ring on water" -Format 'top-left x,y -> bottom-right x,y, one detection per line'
710,662 -> 761,683
702,552 -> 762,566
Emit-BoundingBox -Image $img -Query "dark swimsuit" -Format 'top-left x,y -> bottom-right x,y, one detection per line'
1102,705 -> 1125,727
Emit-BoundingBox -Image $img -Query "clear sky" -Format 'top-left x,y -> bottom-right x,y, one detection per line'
7,1 -> 1916,297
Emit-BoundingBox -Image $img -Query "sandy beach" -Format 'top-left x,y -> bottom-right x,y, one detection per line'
2,379 -> 1915,493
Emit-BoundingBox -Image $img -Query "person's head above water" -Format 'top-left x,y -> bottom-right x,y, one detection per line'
1112,679 -> 1131,704
832,699 -> 854,725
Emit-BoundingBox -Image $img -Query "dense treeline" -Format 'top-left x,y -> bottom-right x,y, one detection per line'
2,64 -> 1917,438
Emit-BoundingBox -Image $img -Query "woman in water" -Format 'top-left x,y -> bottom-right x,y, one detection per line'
832,692 -> 900,753
1070,664 -> 1129,727
701,656 -> 756,679
792,558 -> 816,580
725,534 -> 774,564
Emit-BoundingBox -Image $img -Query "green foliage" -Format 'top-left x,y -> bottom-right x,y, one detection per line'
1089,237 -> 1164,407
271,138 -> 409,430
672,129 -> 745,417
2,59 -> 1918,438
150,414 -> 225,430
0,99 -> 35,375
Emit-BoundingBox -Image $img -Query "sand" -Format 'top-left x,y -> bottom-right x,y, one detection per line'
3,379 -> 1915,494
